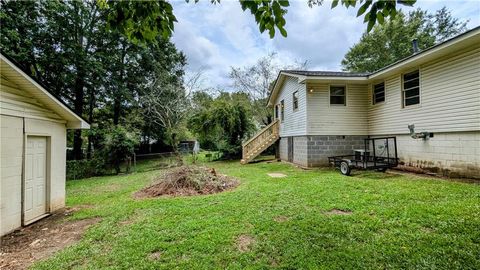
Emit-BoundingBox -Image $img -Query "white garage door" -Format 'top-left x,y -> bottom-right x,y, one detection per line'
24,136 -> 47,224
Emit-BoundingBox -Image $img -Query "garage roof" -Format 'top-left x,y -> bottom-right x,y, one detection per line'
1,53 -> 89,129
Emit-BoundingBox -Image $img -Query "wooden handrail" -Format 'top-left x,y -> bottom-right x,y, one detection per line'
242,119 -> 279,147
242,119 -> 280,162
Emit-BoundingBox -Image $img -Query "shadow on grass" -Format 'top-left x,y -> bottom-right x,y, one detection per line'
352,171 -> 401,180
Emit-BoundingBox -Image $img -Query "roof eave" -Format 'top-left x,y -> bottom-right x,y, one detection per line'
300,76 -> 368,83
1,54 -> 90,129
369,26 -> 480,80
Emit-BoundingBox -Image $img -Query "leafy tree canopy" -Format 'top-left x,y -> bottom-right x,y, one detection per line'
188,92 -> 255,158
99,0 -> 416,44
0,0 -> 187,162
341,7 -> 468,72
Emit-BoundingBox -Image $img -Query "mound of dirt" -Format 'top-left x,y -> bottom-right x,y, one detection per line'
135,166 -> 239,198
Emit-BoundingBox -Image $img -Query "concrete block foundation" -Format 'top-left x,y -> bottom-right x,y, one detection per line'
278,131 -> 480,179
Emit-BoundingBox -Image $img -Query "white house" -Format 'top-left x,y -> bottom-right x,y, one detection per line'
242,27 -> 480,179
1,53 -> 89,236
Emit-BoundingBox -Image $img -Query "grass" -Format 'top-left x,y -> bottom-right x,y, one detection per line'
32,159 -> 479,269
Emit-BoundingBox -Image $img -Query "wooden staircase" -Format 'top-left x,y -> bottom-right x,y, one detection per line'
241,119 -> 280,164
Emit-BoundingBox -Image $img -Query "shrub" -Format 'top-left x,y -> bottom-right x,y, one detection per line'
102,126 -> 138,174
66,158 -> 105,180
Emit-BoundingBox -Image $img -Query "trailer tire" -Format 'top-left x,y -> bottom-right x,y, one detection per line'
340,161 -> 351,176
376,168 -> 387,173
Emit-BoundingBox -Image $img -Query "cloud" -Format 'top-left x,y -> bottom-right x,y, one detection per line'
171,0 -> 480,89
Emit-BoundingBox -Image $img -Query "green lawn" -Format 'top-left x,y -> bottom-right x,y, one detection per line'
33,160 -> 480,269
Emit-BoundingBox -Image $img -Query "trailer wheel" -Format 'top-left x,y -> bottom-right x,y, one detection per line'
340,161 -> 351,176
376,168 -> 387,173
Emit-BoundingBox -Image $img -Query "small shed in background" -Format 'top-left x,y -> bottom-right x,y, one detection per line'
179,140 -> 200,154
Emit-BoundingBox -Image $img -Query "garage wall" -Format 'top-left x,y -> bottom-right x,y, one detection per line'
1,115 -> 24,236
24,118 -> 67,211
0,117 -> 67,236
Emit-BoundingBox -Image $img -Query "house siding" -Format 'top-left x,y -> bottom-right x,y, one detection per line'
1,77 -> 68,236
0,76 -> 64,123
306,83 -> 369,135
270,38 -> 479,178
0,115 -> 24,235
367,46 -> 480,135
273,76 -> 307,137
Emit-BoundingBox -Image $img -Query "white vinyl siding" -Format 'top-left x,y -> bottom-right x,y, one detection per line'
0,76 -> 64,122
273,76 -> 307,136
368,45 -> 480,135
1,78 -> 68,236
1,115 -> 24,235
306,82 -> 368,135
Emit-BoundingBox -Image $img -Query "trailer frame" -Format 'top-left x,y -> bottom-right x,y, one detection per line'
328,137 -> 399,176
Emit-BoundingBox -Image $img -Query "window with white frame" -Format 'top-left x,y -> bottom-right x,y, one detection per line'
292,91 -> 299,110
330,85 -> 346,105
373,82 -> 385,104
403,70 -> 420,107
275,104 -> 279,119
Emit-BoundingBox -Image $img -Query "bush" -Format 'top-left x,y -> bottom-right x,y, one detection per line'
102,126 -> 138,174
66,158 -> 106,180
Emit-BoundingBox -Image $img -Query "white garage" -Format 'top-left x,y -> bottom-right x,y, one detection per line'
0,53 -> 89,236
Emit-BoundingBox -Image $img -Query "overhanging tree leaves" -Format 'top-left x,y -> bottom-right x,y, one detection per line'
341,7 -> 467,72
99,0 -> 417,44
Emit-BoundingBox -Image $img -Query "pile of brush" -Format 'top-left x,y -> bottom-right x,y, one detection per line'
135,166 -> 238,198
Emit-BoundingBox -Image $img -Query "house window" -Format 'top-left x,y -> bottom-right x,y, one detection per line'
292,91 -> 299,110
330,86 -> 346,105
373,82 -> 385,104
403,70 -> 420,107
274,104 -> 279,119
280,100 -> 284,121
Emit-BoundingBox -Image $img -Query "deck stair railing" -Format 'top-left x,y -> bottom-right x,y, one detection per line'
241,119 -> 280,164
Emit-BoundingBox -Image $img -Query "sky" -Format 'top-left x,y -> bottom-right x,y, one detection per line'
171,0 -> 480,89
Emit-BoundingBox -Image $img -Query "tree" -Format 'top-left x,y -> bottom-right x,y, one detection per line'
1,1 -> 105,160
102,125 -> 138,174
188,92 -> 255,158
229,52 -> 307,126
341,7 -> 467,72
99,0 -> 416,44
1,1 -> 187,166
142,79 -> 190,163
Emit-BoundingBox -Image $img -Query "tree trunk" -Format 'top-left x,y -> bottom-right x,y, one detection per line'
72,75 -> 84,160
113,95 -> 121,125
113,43 -> 127,126
86,84 -> 95,159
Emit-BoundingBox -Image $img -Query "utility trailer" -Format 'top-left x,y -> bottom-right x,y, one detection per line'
328,137 -> 399,176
